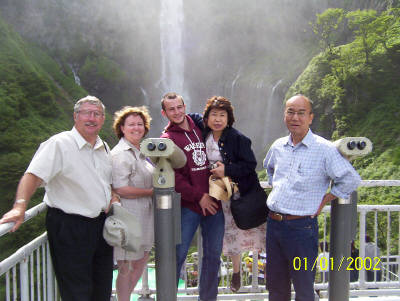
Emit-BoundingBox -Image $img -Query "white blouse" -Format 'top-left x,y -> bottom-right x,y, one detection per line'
205,133 -> 222,164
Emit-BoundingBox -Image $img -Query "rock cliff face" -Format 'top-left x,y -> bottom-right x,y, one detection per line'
0,0 -> 389,163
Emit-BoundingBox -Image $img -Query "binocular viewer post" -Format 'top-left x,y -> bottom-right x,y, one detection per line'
141,138 -> 186,189
329,137 -> 372,301
140,138 -> 187,301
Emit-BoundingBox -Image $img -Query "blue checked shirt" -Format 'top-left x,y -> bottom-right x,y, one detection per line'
263,130 -> 361,215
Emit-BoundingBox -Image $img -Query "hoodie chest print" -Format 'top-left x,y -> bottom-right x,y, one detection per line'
184,131 -> 207,167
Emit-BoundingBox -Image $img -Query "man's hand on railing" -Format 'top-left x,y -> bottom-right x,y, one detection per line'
0,173 -> 43,232
0,202 -> 27,232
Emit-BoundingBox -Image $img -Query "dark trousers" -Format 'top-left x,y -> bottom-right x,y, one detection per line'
46,207 -> 113,301
266,216 -> 318,301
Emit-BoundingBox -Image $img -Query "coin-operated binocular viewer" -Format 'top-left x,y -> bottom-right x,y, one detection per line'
329,137 -> 372,301
140,138 -> 187,301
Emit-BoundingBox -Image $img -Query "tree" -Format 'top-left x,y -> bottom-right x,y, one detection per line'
346,10 -> 378,64
373,8 -> 400,50
311,8 -> 345,54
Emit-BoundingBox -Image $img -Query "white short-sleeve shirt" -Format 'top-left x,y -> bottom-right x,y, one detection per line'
26,127 -> 112,217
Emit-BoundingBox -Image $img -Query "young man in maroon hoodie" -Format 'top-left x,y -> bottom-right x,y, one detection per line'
161,92 -> 224,301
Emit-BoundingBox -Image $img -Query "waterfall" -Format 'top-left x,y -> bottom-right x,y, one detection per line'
230,66 -> 243,99
159,0 -> 186,107
271,79 -> 282,97
263,79 -> 285,148
140,87 -> 149,106
69,64 -> 81,86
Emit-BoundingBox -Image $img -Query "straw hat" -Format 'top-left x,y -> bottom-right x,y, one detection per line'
209,176 -> 237,202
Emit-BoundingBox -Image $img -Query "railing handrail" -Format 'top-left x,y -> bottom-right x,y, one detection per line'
0,202 -> 47,238
358,180 -> 400,187
259,179 -> 400,189
357,204 -> 400,211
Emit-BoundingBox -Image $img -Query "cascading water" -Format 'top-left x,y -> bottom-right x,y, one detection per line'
159,0 -> 187,107
262,79 -> 286,148
69,64 -> 81,86
230,66 -> 243,100
140,87 -> 149,106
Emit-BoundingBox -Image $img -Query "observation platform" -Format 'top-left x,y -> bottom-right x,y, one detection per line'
1,180 -> 400,300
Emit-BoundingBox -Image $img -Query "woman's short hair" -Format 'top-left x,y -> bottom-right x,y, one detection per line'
113,106 -> 152,139
203,96 -> 235,128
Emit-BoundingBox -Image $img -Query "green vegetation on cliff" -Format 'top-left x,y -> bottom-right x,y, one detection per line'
0,16 -> 75,206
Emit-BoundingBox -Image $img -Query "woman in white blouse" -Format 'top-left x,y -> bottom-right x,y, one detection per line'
111,106 -> 154,301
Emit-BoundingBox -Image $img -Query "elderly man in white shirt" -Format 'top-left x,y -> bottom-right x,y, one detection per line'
0,96 -> 120,301
263,94 -> 361,301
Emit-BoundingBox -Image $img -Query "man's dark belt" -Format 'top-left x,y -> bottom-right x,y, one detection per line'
268,210 -> 309,221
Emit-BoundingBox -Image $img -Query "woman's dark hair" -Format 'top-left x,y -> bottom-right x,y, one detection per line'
203,96 -> 235,128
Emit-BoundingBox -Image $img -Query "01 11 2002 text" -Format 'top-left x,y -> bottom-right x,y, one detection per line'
292,256 -> 381,271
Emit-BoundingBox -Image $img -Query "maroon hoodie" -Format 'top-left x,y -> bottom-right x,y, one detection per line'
161,115 -> 222,216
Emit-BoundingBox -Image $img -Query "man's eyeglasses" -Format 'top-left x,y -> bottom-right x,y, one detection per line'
285,110 -> 310,118
78,110 -> 104,118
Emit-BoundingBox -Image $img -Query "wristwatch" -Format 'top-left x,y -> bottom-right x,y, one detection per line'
15,199 -> 27,204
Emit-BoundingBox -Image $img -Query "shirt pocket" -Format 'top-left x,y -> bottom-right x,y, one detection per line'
297,160 -> 325,177
294,162 -> 324,191
129,161 -> 146,187
298,166 -> 315,177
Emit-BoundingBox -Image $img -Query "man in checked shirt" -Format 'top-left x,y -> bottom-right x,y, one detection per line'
263,94 -> 361,301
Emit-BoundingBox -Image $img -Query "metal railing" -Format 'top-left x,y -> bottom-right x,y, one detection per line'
1,180 -> 400,300
0,204 -> 58,301
314,206 -> 400,298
